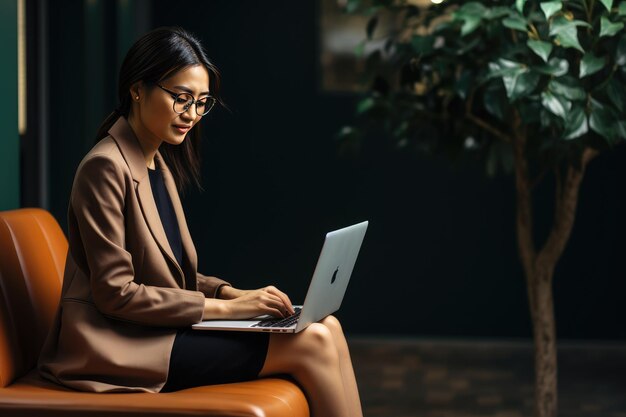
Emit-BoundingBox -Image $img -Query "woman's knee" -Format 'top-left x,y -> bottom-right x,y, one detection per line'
321,315 -> 343,333
298,323 -> 339,366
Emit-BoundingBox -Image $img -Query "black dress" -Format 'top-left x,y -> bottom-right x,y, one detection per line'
147,166 -> 269,392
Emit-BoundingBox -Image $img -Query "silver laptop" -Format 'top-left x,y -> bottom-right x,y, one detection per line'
192,221 -> 368,333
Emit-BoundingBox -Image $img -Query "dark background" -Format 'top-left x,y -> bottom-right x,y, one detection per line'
45,0 -> 626,339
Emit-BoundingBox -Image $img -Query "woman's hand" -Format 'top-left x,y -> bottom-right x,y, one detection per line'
217,286 -> 249,300
204,285 -> 295,320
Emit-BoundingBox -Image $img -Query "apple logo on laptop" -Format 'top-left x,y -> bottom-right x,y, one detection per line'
331,267 -> 339,284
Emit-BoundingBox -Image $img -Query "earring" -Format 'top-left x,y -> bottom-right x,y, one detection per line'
135,96 -> 139,100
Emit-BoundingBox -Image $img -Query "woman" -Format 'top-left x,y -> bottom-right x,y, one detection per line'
38,27 -> 363,417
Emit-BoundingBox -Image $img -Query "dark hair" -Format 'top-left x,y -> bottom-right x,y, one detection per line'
95,26 -> 222,194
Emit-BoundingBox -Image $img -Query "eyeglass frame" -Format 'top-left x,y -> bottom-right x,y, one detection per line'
155,83 -> 216,116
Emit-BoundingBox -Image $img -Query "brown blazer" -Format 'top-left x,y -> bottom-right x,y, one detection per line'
38,117 -> 230,393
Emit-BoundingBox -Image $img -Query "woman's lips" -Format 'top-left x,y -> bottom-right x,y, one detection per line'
173,125 -> 191,134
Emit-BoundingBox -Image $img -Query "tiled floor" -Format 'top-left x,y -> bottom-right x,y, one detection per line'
348,337 -> 626,417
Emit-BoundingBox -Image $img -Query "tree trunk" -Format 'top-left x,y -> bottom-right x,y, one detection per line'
530,269 -> 558,417
512,124 -> 597,417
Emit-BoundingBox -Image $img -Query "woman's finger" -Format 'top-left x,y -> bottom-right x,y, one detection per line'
262,294 -> 289,317
247,292 -> 285,317
264,286 -> 295,315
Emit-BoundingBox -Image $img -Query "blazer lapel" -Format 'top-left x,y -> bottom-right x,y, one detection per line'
107,117 -> 186,288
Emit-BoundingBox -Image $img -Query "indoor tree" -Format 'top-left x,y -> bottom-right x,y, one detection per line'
341,0 -> 626,416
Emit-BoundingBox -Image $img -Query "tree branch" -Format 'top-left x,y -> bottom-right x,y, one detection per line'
512,110 -> 540,321
537,147 -> 599,270
582,146 -> 599,166
512,110 -> 536,295
465,89 -> 513,143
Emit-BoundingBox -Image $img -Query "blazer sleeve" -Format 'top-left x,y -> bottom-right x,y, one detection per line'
71,153 -> 205,327
197,273 -> 231,298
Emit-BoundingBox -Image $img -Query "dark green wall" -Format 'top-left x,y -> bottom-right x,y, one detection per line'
0,0 -> 20,210
48,0 -> 147,230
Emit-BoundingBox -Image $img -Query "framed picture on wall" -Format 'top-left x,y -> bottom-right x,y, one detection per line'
318,0 -> 433,93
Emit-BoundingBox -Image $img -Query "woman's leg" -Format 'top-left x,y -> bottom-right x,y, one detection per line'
319,315 -> 363,417
258,317 -> 363,417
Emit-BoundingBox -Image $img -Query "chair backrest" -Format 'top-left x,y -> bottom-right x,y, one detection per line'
0,208 -> 67,387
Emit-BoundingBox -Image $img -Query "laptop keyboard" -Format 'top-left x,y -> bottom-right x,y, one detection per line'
253,308 -> 302,328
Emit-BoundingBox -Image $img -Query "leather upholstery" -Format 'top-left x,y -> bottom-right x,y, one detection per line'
0,208 -> 309,416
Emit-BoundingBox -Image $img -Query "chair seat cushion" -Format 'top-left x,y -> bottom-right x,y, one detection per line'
0,371 -> 309,417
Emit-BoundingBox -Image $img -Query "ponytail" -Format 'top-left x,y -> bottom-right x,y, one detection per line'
94,96 -> 132,143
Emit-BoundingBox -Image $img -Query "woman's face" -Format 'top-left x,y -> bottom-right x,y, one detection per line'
133,64 -> 210,147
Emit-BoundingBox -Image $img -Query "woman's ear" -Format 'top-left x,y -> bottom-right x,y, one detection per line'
129,81 -> 143,102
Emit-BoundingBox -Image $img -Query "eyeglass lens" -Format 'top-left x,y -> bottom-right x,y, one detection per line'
173,93 -> 216,116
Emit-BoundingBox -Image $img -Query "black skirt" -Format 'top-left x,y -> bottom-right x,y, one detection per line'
162,328 -> 270,392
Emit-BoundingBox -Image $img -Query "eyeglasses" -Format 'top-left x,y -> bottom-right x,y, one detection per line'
156,84 -> 216,116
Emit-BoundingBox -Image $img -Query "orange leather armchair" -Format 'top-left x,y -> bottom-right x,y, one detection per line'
0,208 -> 309,417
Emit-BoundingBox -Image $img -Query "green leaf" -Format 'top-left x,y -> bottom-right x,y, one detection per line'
503,15 -> 529,32
454,2 -> 489,36
599,0 -> 614,12
549,16 -> 590,52
485,7 -> 511,20
564,105 -> 589,139
590,99 -> 618,142
527,39 -> 554,62
617,35 -> 626,66
337,125 -> 360,140
580,53 -> 606,78
540,109 -> 555,129
367,16 -> 378,40
498,59 -> 524,69
502,17 -> 528,32
549,16 -> 591,34
549,78 -> 587,100
542,91 -> 571,119
365,5 -> 383,16
488,58 -> 526,79
357,97 -> 376,114
600,16 -> 624,38
620,2 -> 626,16
534,57 -> 569,76
606,77 -> 626,112
457,37 -> 481,55
460,16 -> 482,36
486,142 -> 513,177
392,121 -> 408,138
617,121 -> 626,140
457,2 -> 488,15
516,0 -> 527,14
354,41 -> 366,57
455,70 -> 473,100
411,35 -> 435,55
503,71 -> 540,100
346,0 -> 360,13
484,86 -> 507,121
557,28 -> 584,52
540,1 -> 563,19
